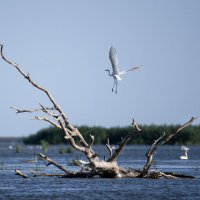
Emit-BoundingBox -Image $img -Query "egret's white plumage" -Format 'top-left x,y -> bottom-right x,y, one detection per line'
105,46 -> 142,94
180,146 -> 189,160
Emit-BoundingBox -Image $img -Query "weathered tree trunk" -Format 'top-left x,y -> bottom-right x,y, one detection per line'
0,44 -> 197,179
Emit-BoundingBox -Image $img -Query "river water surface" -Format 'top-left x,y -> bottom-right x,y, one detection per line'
0,140 -> 200,200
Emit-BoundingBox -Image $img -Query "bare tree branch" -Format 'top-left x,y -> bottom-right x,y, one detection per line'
106,138 -> 113,158
11,104 -> 62,129
141,132 -> 166,177
10,106 -> 43,114
107,134 -> 132,162
39,103 -> 60,118
0,44 -> 69,125
39,153 -> 75,174
15,169 -> 28,178
132,118 -> 143,132
160,116 -> 198,145
30,169 -> 65,177
89,134 -> 95,150
107,119 -> 143,162
141,117 -> 198,177
58,119 -> 86,153
1,44 -> 95,158
33,116 -> 61,129
67,128 -> 89,148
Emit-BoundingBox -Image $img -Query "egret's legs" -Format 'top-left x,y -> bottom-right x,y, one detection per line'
115,80 -> 118,94
112,80 -> 116,92
112,79 -> 118,94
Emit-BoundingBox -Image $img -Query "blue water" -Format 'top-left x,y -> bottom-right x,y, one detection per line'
0,141 -> 200,200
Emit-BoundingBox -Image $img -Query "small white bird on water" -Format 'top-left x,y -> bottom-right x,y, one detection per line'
105,46 -> 142,94
180,146 -> 189,160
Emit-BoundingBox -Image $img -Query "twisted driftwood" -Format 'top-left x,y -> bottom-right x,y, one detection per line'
0,44 -> 197,179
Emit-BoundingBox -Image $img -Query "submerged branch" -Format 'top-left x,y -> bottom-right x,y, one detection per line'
15,169 -> 28,178
30,170 -> 65,177
38,153 -> 75,175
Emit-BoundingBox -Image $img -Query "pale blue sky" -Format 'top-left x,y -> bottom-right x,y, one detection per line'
0,0 -> 200,137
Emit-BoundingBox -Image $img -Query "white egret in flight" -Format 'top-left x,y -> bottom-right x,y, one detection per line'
105,46 -> 142,94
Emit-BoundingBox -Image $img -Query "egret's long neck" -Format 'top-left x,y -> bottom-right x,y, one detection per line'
106,69 -> 112,76
185,150 -> 188,158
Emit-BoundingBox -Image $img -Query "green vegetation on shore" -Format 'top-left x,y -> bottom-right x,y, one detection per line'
23,124 -> 200,145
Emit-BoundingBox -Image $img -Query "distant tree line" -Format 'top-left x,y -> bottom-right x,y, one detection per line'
23,124 -> 200,145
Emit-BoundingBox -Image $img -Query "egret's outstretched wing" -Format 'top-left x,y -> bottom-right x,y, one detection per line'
109,46 -> 120,75
126,65 -> 142,72
119,65 -> 142,75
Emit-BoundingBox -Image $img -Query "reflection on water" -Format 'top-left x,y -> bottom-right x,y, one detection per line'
0,139 -> 200,200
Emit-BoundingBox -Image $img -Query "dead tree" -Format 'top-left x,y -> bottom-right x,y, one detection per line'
0,44 -> 197,179
140,116 -> 197,178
